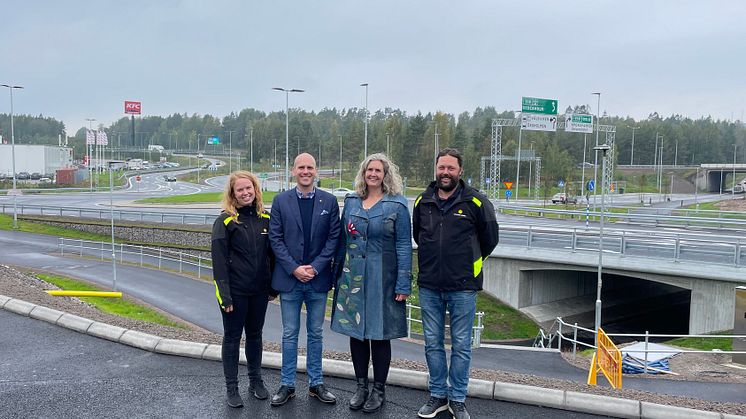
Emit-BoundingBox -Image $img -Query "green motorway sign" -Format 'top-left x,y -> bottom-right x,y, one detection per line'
570,114 -> 593,123
522,97 -> 558,115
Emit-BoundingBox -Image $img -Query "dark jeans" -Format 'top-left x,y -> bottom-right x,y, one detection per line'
350,337 -> 392,384
220,293 -> 269,387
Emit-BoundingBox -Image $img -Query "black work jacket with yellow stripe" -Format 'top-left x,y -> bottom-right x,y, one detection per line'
413,180 -> 499,292
211,205 -> 276,309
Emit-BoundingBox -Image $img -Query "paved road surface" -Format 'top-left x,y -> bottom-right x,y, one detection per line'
0,310 -> 601,419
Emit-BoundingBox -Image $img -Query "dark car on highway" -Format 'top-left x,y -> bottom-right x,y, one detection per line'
17,172 -> 30,180
163,175 -> 177,182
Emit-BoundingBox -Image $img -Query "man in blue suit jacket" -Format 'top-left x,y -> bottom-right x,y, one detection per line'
269,152 -> 341,407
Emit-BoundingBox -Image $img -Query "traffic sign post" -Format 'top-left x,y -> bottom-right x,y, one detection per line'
505,189 -> 512,201
587,180 -> 595,191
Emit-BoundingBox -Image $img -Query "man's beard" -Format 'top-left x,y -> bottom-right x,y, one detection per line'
437,174 -> 459,192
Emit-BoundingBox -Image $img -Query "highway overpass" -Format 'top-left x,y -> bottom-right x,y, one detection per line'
482,246 -> 744,335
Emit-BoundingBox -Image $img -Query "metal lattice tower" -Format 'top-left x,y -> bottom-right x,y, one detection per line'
489,121 -> 501,199
483,117 -> 615,200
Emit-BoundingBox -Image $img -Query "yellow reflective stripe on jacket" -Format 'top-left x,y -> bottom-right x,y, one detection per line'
223,215 -> 237,225
473,257 -> 483,277
471,196 -> 482,207
260,213 -> 270,219
414,196 -> 422,207
213,280 -> 224,306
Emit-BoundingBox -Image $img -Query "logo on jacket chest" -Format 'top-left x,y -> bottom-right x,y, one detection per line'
452,209 -> 467,218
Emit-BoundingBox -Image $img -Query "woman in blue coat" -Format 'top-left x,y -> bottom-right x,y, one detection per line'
332,153 -> 412,413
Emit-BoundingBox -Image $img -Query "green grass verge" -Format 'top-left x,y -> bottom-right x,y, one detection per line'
0,214 -> 112,241
35,273 -> 183,328
135,191 -> 278,204
665,336 -> 733,351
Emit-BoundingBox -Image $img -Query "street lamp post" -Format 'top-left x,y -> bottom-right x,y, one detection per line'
250,126 -> 254,173
593,143 -> 611,347
361,83 -> 369,157
582,133 -> 588,201
108,162 -> 118,290
528,141 -> 534,200
733,144 -> 738,196
627,125 -> 639,165
339,134 -> 343,189
1,84 -> 23,229
591,92 -> 601,211
86,118 -> 96,191
227,130 -> 235,173
272,87 -> 305,191
674,138 -> 679,167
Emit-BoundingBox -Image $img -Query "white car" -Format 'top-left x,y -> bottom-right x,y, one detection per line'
332,187 -> 354,198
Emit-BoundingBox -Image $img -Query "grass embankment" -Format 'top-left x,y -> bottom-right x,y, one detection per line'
0,214 -> 112,241
135,191 -> 278,204
665,336 -> 733,351
35,273 -> 182,328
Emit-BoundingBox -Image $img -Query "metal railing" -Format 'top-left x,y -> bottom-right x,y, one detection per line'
405,303 -> 485,348
60,237 -> 486,347
535,317 -> 746,374
3,204 -> 217,225
498,204 -> 746,228
502,224 -> 744,268
5,204 -> 736,268
59,238 -> 212,279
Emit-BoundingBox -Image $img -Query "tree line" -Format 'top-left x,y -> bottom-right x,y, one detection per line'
2,108 -> 746,187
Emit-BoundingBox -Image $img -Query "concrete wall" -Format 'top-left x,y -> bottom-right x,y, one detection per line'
482,248 -> 743,334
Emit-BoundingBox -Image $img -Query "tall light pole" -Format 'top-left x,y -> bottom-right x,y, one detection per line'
528,141 -> 534,200
674,138 -> 679,167
627,125 -> 639,165
581,133 -> 588,200
593,143 -> 611,347
2,84 -> 23,229
86,118 -> 96,191
591,92 -> 601,211
227,130 -> 235,173
250,126 -> 254,173
339,134 -> 343,188
733,144 -> 738,196
361,83 -> 369,157
272,87 -> 304,190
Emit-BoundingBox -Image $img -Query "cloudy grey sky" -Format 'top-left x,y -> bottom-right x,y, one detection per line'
2,0 -> 745,132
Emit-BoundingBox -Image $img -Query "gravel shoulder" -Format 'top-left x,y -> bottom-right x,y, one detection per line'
1,264 -> 744,416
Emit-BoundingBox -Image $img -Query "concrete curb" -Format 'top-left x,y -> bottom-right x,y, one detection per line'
1,294 -> 742,419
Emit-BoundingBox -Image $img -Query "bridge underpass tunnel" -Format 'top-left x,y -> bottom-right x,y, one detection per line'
519,270 -> 691,344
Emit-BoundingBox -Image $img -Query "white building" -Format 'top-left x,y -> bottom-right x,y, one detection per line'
0,144 -> 74,176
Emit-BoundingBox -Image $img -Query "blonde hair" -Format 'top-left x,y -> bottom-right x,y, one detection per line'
221,171 -> 264,219
354,153 -> 403,199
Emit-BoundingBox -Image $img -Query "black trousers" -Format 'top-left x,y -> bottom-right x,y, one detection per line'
220,293 -> 268,387
350,337 -> 392,384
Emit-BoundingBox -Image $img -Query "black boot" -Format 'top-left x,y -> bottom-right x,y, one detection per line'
349,378 -> 369,410
362,382 -> 385,413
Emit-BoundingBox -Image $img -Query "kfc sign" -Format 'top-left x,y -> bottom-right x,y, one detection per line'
124,101 -> 142,115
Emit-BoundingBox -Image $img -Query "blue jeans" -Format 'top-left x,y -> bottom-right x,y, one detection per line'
279,282 -> 327,387
419,287 -> 477,402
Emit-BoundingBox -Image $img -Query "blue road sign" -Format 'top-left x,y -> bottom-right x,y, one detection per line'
505,190 -> 513,197
588,180 -> 595,191
558,179 -> 565,188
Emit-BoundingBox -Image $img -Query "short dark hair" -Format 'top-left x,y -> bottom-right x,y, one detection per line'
436,148 -> 463,168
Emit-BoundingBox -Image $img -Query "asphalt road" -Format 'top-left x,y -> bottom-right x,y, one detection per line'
1,229 -> 745,405
0,310 -> 602,419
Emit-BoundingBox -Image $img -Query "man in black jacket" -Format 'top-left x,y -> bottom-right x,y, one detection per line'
413,148 -> 499,419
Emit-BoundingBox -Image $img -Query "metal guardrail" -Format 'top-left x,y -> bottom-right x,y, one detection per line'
7,204 -> 741,268
535,317 -> 746,374
498,204 -> 746,228
3,204 -> 217,225
502,224 -> 744,268
58,238 -> 487,346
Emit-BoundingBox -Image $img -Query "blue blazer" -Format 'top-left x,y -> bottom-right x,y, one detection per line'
269,188 -> 342,293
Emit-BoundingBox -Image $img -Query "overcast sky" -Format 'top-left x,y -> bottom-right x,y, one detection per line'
2,0 -> 745,133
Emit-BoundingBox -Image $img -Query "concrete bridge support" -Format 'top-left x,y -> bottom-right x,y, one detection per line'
481,250 -> 741,334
